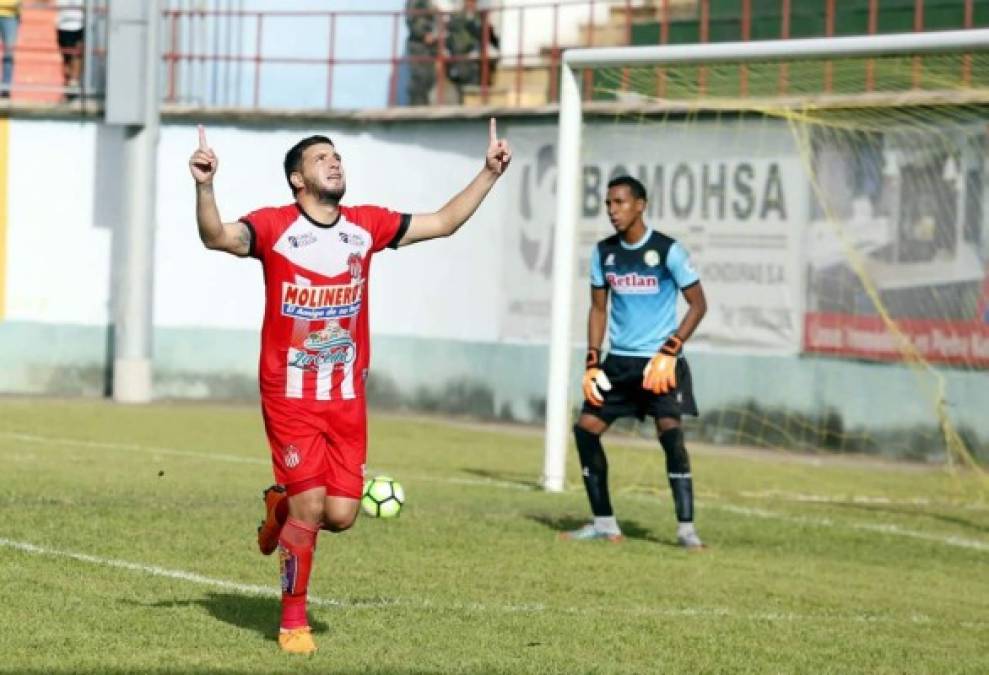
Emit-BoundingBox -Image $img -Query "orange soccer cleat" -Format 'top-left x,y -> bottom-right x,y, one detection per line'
278,626 -> 317,655
257,484 -> 287,556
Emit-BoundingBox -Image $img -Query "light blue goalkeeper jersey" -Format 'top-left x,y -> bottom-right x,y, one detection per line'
589,228 -> 699,357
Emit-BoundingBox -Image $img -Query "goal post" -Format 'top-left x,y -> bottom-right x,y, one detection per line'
542,29 -> 989,493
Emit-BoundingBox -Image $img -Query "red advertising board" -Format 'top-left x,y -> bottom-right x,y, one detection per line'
804,311 -> 989,368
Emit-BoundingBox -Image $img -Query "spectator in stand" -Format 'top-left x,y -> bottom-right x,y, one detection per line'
445,0 -> 499,104
405,0 -> 439,106
0,0 -> 19,98
56,0 -> 84,100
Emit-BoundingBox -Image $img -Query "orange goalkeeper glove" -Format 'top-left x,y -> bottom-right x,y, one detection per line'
642,334 -> 683,395
582,348 -> 611,407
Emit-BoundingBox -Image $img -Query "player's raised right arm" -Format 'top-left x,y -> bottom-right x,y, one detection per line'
190,125 -> 252,257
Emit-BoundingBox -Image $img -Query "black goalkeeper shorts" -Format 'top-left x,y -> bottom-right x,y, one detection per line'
580,353 -> 698,423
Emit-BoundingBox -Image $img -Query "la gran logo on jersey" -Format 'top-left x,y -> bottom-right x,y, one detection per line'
606,272 -> 659,294
290,323 -> 357,372
281,281 -> 363,320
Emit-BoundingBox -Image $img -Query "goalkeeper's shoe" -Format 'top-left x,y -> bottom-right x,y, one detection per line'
677,530 -> 706,552
278,626 -> 317,655
559,522 -> 624,543
257,484 -> 287,556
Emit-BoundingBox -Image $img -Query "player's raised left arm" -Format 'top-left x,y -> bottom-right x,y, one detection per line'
396,118 -> 511,247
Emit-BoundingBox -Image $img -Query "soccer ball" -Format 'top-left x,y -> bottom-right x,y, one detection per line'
361,476 -> 405,518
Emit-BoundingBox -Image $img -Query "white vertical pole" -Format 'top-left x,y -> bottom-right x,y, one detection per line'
542,62 -> 582,492
113,0 -> 161,403
82,0 -> 95,96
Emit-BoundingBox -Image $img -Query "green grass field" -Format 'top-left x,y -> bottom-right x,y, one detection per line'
1,398 -> 986,674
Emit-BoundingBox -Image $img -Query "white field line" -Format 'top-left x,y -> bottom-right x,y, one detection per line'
0,431 -> 533,490
2,431 -> 987,553
399,474 -> 535,491
0,537 -> 357,609
0,536 -> 966,626
712,504 -> 989,552
740,490 -> 934,506
0,431 -> 267,466
738,489 -> 989,511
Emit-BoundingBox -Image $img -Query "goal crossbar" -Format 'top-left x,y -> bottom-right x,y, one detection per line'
564,28 -> 989,69
542,28 -> 989,493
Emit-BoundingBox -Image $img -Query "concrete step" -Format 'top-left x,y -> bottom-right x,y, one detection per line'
12,4 -> 63,103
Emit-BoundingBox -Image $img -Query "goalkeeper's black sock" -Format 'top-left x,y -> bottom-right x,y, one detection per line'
659,427 -> 694,523
573,425 -> 614,518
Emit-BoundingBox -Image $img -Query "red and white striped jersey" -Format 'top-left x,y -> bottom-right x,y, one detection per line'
241,203 -> 409,401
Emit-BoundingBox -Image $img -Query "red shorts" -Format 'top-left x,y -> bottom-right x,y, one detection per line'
261,396 -> 367,499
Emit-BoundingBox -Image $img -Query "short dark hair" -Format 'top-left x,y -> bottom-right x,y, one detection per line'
607,175 -> 647,201
284,135 -> 334,193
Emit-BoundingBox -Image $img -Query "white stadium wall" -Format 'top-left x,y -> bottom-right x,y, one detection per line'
0,112 -> 986,458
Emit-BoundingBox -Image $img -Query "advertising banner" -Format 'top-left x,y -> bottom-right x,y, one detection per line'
501,120 -> 809,353
803,124 -> 989,368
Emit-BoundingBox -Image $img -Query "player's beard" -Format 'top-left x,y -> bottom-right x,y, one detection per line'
304,176 -> 346,204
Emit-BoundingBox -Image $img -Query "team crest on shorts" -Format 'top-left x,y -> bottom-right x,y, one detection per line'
283,444 -> 302,469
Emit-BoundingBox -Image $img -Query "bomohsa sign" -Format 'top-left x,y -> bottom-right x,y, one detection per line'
501,121 -> 808,354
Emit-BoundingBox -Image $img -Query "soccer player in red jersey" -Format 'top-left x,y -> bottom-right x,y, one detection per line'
189,120 -> 511,654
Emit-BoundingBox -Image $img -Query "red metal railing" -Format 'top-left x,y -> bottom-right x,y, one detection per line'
0,1 -> 972,110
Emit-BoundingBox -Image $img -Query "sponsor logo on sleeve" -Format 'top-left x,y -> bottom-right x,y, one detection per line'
281,281 -> 363,320
683,256 -> 697,276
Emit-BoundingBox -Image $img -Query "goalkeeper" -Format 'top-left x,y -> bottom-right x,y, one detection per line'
562,176 -> 708,549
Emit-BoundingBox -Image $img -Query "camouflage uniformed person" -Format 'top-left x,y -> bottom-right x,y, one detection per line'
406,0 -> 438,106
445,0 -> 499,102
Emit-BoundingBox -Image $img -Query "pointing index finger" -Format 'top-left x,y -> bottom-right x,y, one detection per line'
198,125 -> 209,150
489,117 -> 497,144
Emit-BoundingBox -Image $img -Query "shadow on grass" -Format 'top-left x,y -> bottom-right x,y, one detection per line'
129,593 -> 329,640
526,513 -> 677,547
460,467 -> 542,490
